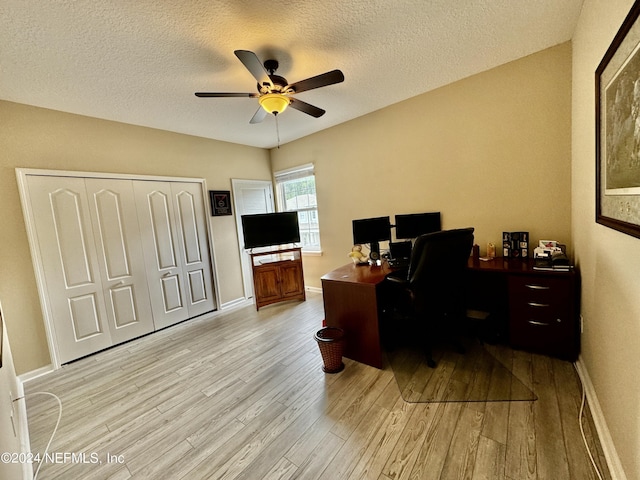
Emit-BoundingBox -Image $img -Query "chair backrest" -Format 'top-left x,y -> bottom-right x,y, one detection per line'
407,227 -> 475,290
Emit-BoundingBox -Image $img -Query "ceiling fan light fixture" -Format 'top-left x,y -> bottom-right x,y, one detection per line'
259,93 -> 290,115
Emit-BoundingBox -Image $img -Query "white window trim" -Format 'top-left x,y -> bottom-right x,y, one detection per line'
274,163 -> 322,254
273,163 -> 314,182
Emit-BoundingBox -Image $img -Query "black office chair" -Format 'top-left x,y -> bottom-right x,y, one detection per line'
385,227 -> 475,367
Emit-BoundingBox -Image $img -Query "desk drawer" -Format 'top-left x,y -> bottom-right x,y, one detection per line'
508,274 -> 578,360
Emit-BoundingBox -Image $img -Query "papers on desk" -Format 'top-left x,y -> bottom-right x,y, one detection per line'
533,240 -> 571,271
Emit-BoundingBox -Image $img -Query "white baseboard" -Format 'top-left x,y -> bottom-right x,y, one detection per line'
219,297 -> 254,311
306,286 -> 322,294
18,364 -> 54,385
574,356 -> 628,480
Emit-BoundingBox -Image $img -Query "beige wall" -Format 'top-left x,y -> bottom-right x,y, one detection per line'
573,1 -> 640,479
272,42 -> 573,289
0,100 -> 271,374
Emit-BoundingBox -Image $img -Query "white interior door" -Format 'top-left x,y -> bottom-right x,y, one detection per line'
134,180 -> 216,329
85,178 -> 155,344
171,182 -> 216,317
26,175 -> 113,363
231,179 -> 274,299
134,180 -> 190,329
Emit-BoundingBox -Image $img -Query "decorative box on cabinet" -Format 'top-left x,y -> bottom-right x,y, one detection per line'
507,270 -> 579,361
250,247 -> 305,310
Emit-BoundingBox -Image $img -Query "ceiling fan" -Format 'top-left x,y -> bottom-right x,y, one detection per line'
195,50 -> 345,124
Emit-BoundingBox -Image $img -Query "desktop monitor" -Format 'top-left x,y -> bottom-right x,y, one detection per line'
394,212 -> 441,239
352,216 -> 391,260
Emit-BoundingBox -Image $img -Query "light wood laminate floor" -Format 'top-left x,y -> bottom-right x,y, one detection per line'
25,292 -> 611,480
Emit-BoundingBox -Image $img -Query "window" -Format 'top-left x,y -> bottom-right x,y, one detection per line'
274,164 -> 321,252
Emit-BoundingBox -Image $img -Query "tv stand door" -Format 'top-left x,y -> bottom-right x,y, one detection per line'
250,248 -> 305,310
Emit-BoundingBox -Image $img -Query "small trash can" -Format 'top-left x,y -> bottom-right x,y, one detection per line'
314,326 -> 345,373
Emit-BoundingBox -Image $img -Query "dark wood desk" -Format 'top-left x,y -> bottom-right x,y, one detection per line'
321,258 -> 580,369
320,262 -> 393,368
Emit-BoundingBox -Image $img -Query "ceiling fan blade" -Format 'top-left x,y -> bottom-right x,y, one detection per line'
195,92 -> 258,98
286,69 -> 344,94
289,98 -> 326,118
249,107 -> 268,124
234,50 -> 273,88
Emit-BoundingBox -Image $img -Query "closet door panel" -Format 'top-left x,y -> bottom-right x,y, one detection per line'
171,183 -> 216,317
85,179 -> 155,343
68,294 -> 103,339
51,188 -> 94,287
109,285 -> 138,327
26,176 -> 112,363
187,270 -> 207,304
175,191 -> 201,264
148,191 -> 180,270
161,274 -> 184,312
134,181 -> 189,329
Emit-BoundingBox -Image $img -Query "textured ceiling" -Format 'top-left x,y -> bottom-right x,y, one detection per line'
0,0 -> 584,149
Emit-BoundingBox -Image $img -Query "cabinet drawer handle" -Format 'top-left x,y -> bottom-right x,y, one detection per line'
528,320 -> 550,326
528,302 -> 550,307
525,284 -> 550,290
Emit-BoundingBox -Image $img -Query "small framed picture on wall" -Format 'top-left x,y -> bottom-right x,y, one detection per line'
209,190 -> 232,216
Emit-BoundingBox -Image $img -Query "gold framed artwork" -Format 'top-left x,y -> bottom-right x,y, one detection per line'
596,1 -> 640,238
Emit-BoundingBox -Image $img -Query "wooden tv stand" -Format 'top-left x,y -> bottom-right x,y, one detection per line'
250,247 -> 305,310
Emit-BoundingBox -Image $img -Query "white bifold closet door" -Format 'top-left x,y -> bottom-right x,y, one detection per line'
133,181 -> 215,329
26,176 -> 155,363
25,175 -> 216,364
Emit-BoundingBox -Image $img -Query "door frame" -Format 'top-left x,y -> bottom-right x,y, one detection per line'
231,179 -> 275,300
16,168 -> 221,369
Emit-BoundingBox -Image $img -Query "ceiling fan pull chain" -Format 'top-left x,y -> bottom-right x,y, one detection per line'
275,113 -> 281,149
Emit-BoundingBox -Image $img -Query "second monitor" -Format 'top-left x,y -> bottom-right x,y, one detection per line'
394,212 -> 441,239
352,216 -> 391,261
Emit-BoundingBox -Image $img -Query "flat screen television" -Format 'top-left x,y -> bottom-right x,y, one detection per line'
394,212 -> 441,239
241,212 -> 300,249
352,216 -> 391,259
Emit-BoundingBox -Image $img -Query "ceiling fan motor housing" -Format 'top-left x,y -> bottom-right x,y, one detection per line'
259,75 -> 289,94
258,60 -> 290,94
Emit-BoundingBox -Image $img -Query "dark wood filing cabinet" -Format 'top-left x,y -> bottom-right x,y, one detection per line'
467,258 -> 580,361
507,272 -> 579,360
